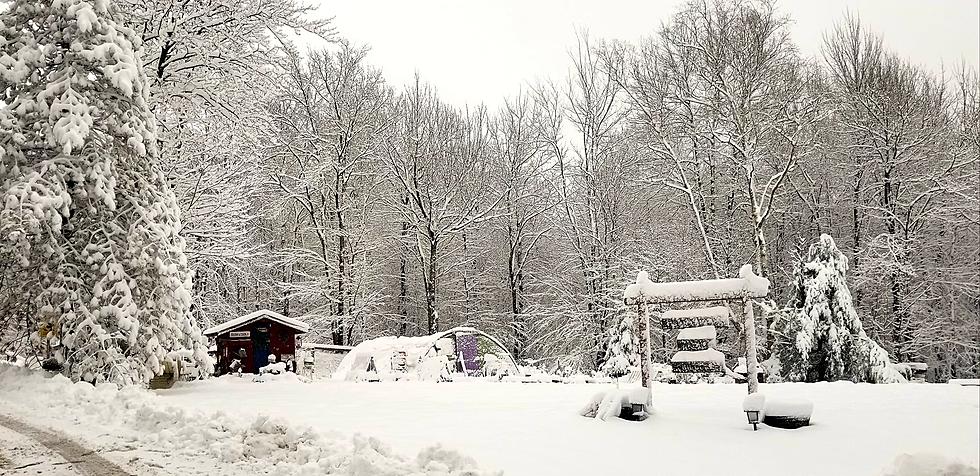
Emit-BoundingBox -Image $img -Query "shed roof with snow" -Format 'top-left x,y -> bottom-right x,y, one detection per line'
203,309 -> 309,337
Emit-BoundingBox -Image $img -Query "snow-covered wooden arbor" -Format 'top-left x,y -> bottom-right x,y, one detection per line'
623,265 -> 770,393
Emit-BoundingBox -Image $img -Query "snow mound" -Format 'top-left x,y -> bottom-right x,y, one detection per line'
0,366 -> 498,475
579,387 -> 650,421
882,453 -> 979,476
764,398 -> 813,418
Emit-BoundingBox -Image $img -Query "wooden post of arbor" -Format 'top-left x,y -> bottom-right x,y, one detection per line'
743,296 -> 760,394
636,301 -> 653,389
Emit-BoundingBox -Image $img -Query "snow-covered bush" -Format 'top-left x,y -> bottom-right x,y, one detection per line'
601,313 -> 638,380
770,235 -> 904,383
0,0 -> 211,384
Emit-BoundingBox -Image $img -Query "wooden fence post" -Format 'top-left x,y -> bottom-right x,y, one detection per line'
743,296 -> 759,394
637,300 -> 653,389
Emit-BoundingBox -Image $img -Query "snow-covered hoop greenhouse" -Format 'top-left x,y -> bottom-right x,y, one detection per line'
333,327 -> 520,381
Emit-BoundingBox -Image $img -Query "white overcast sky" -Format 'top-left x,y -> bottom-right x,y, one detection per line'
309,0 -> 979,108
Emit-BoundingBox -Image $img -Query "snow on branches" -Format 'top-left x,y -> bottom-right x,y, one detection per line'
0,0 -> 211,384
771,235 -> 904,384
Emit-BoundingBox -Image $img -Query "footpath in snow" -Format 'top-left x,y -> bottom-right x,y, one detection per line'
0,365 -> 496,476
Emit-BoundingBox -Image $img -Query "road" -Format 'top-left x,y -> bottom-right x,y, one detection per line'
0,414 -> 133,476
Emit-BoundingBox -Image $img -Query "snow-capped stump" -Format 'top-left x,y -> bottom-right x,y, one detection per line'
670,349 -> 726,374
742,393 -> 766,413
762,398 -> 813,429
661,306 -> 731,330
676,325 -> 717,351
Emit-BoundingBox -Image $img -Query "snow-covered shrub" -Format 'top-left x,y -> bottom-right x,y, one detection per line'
0,0 -> 211,384
601,312 -> 638,380
760,355 -> 783,383
770,235 -> 904,383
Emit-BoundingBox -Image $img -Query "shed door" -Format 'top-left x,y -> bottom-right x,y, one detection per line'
457,333 -> 480,375
253,325 -> 271,370
225,339 -> 253,374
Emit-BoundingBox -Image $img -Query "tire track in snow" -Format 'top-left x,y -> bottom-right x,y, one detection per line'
0,413 -> 133,476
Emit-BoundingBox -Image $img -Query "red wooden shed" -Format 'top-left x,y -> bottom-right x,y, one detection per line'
204,310 -> 309,375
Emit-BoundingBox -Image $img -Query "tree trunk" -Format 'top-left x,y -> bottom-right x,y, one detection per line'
425,234 -> 438,334
335,181 -> 347,345
509,247 -> 525,359
398,196 -> 410,336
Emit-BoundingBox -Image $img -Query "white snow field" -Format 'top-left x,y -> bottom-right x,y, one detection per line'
2,365 -> 979,476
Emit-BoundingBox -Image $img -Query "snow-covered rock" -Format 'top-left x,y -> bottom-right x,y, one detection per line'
579,387 -> 650,421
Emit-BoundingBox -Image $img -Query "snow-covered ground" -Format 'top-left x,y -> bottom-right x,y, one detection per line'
0,367 -> 494,475
157,378 -> 979,475
2,365 -> 978,475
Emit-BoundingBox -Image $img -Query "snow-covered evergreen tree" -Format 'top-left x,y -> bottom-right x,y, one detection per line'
771,234 -> 903,383
0,0 -> 211,384
601,313 -> 638,380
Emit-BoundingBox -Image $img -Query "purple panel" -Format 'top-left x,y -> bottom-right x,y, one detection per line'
457,334 -> 480,374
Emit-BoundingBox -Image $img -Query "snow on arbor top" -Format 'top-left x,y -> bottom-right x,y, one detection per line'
623,265 -> 769,303
203,310 -> 310,336
677,325 -> 717,341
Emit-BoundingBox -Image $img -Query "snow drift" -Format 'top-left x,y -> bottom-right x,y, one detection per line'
0,365 -> 497,475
